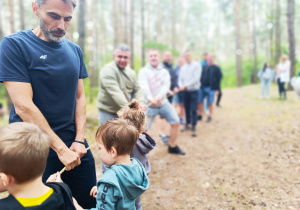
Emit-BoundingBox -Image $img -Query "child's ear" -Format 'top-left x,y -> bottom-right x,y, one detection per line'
0,173 -> 9,192
110,147 -> 118,158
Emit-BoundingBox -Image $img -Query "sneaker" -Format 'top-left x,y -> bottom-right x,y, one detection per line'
159,134 -> 169,145
197,115 -> 202,121
168,145 -> 185,155
181,124 -> 191,132
179,118 -> 185,124
207,116 -> 212,123
191,127 -> 197,137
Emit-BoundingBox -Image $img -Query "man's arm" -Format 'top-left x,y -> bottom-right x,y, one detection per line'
4,81 -> 80,171
70,79 -> 87,158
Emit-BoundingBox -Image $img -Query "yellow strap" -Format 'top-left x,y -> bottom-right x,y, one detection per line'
16,188 -> 54,207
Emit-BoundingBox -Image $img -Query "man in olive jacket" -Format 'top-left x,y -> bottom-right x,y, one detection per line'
97,44 -> 146,124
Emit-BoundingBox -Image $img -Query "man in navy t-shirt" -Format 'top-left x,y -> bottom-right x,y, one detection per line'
0,0 -> 96,208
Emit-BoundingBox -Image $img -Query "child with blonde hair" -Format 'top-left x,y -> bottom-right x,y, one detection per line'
0,122 -> 76,210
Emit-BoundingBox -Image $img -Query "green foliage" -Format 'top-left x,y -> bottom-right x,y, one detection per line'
0,85 -> 6,99
220,56 -> 266,88
143,41 -> 180,57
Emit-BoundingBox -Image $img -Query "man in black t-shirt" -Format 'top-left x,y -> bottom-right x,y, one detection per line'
198,54 -> 222,122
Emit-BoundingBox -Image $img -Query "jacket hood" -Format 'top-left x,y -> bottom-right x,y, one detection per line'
137,132 -> 156,154
110,158 -> 149,199
146,63 -> 163,71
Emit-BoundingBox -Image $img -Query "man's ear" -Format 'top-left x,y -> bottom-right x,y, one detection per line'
110,146 -> 118,159
32,2 -> 40,17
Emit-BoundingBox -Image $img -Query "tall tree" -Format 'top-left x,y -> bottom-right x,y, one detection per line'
141,0 -> 145,66
0,3 -> 4,41
274,0 -> 281,65
171,0 -> 176,50
8,0 -> 15,34
113,0 -> 119,48
19,0 -> 25,30
287,0 -> 295,88
252,0 -> 258,83
123,0 -> 128,44
235,0 -> 242,87
130,0 -> 135,69
156,0 -> 162,43
78,0 -> 86,56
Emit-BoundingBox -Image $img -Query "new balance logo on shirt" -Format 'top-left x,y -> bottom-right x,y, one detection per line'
40,55 -> 47,59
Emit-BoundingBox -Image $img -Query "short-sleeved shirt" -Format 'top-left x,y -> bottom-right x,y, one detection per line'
0,30 -> 88,141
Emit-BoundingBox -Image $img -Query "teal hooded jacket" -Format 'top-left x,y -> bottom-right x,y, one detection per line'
88,158 -> 149,210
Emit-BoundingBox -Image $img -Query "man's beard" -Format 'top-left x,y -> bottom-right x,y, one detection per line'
39,18 -> 66,42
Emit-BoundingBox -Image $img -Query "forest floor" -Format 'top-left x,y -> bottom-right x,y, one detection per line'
1,84 -> 300,210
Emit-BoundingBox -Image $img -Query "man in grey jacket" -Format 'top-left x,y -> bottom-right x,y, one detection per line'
179,50 -> 202,137
138,49 -> 185,155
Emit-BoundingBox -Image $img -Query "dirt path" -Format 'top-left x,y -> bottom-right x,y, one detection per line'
1,84 -> 299,210
131,85 -> 300,210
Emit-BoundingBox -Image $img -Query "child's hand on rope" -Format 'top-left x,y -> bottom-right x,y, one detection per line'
90,186 -> 98,198
46,172 -> 63,183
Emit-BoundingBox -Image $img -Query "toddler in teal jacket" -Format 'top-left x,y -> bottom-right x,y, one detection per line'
73,118 -> 149,210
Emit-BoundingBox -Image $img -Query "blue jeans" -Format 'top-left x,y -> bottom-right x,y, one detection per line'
183,90 -> 199,127
42,139 -> 96,209
260,79 -> 271,98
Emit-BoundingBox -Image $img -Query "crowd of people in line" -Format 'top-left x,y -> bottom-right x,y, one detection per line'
0,0 -> 299,210
0,0 -> 224,209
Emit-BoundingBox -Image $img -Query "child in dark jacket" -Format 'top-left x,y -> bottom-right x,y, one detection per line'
0,122 -> 76,210
117,100 -> 156,210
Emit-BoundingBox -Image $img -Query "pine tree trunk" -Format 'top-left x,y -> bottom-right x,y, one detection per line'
274,0 -> 281,65
19,0 -> 25,30
252,0 -> 258,83
141,0 -> 145,66
130,0 -> 135,69
113,0 -> 119,48
78,0 -> 86,57
171,0 -> 176,50
235,0 -> 242,87
287,0 -> 295,89
123,0 -> 128,44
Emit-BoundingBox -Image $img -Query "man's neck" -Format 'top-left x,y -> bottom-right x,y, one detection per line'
116,63 -> 125,71
114,154 -> 131,165
8,176 -> 50,198
32,27 -> 50,42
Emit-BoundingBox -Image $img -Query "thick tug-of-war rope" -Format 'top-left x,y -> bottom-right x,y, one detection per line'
59,147 -> 91,175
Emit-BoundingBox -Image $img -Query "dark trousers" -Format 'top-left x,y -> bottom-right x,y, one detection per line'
183,90 -> 199,127
43,139 -> 96,209
216,89 -> 222,106
277,78 -> 286,99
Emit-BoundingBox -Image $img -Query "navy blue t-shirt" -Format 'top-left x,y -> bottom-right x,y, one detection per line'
0,30 -> 88,141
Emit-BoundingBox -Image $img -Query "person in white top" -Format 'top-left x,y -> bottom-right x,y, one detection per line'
276,55 -> 290,100
258,62 -> 274,99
